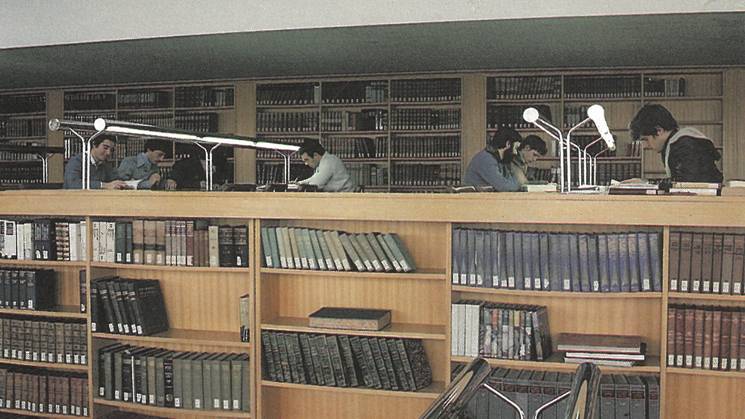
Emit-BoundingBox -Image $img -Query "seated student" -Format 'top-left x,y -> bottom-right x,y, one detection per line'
165,146 -> 228,190
629,104 -> 723,183
296,139 -> 356,192
116,138 -> 169,189
463,128 -> 523,192
63,136 -> 128,189
511,134 -> 548,186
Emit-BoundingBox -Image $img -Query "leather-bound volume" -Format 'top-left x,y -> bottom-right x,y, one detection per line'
309,307 -> 391,331
678,232 -> 693,292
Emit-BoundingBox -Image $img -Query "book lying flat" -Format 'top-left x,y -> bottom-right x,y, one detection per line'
563,357 -> 638,368
564,349 -> 646,361
556,333 -> 644,354
309,307 -> 391,331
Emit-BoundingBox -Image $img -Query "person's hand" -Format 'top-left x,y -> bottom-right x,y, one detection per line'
103,180 -> 131,190
165,179 -> 177,190
149,173 -> 161,185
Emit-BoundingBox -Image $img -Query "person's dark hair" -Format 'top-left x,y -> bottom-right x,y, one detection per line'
298,138 -> 326,157
92,135 -> 115,147
144,138 -> 170,153
519,135 -> 548,155
487,127 -> 523,150
629,104 -> 679,141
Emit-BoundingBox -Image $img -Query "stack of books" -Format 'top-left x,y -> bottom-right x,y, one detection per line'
668,181 -> 721,196
607,180 -> 661,195
558,333 -> 646,367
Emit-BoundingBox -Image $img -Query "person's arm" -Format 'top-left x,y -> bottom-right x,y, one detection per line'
63,156 -> 83,189
475,158 -> 520,192
510,163 -> 529,186
297,157 -> 334,189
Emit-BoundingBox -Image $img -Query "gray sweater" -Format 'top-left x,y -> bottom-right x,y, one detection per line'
463,149 -> 520,192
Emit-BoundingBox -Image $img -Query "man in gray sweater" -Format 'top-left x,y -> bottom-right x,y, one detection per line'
463,128 -> 523,191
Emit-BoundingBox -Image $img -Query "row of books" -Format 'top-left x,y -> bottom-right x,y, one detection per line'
348,163 -> 388,187
488,76 -> 562,100
644,77 -> 686,97
321,109 -> 387,132
0,94 -> 46,114
451,229 -> 663,292
389,79 -> 461,102
261,331 -> 432,391
390,134 -> 460,158
564,76 -> 642,98
257,82 -> 320,106
0,268 -> 56,311
64,92 -> 116,111
669,231 -> 745,295
118,112 -> 175,128
255,137 -> 306,159
117,90 -> 172,109
89,277 -> 168,336
90,220 -> 249,268
0,219 -> 86,262
564,104 -> 599,129
255,162 -> 313,185
389,108 -> 461,131
260,226 -> 416,272
174,86 -> 234,108
667,305 -> 745,371
458,367 -> 659,419
174,113 -> 218,133
97,344 -> 249,412
322,81 -> 388,104
451,301 -> 551,360
257,111 -> 319,133
390,162 -> 460,186
0,369 -> 88,417
0,166 -> 44,184
0,318 -> 87,365
0,118 -> 46,138
324,136 -> 387,159
487,104 -> 553,129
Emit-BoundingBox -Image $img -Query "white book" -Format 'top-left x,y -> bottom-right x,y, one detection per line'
106,221 -> 116,263
69,222 -> 79,262
4,220 -> 17,259
79,221 -> 87,261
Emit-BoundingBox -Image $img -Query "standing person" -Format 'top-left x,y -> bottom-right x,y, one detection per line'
629,104 -> 723,183
296,139 -> 356,192
116,138 -> 170,189
463,128 -> 523,192
63,136 -> 128,189
511,134 -> 548,186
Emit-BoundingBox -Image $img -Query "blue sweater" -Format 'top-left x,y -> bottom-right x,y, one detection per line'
463,149 -> 520,192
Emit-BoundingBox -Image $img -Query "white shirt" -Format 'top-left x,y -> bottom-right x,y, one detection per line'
298,152 -> 356,192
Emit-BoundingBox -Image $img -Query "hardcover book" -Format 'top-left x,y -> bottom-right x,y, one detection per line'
309,307 -> 391,331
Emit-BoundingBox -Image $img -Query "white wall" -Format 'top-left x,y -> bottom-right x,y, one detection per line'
1,0 -> 744,49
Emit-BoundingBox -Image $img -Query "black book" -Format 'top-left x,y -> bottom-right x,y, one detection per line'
348,335 -> 372,387
326,335 -> 348,387
233,225 -> 249,267
368,337 -> 392,389
386,338 -> 410,391
376,337 -> 398,390
306,333 -> 326,386
297,333 -> 318,385
260,331 -> 278,381
400,339 -> 432,390
337,335 -> 360,387
218,225 -> 235,267
358,337 -> 382,388
313,334 -> 336,386
78,269 -> 86,313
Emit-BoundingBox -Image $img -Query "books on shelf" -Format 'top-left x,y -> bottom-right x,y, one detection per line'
261,330 -> 432,391
0,267 -> 57,311
239,294 -> 250,343
450,301 -> 551,361
668,304 -> 745,371
261,226 -> 416,273
457,366 -> 659,419
668,230 -> 745,294
452,228 -> 662,292
0,219 -> 86,262
91,219 -> 248,268
521,182 -> 558,193
0,317 -> 87,365
90,277 -> 168,336
97,344 -> 249,412
558,333 -> 646,367
309,307 -> 391,331
0,367 -> 88,416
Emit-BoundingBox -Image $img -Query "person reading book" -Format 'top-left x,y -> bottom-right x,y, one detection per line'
511,134 -> 548,186
63,136 -> 128,189
165,145 -> 228,190
629,104 -> 723,183
116,138 -> 169,190
463,128 -> 522,192
296,139 -> 356,192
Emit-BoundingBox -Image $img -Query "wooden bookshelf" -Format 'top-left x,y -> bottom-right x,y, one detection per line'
94,398 -> 251,418
0,306 -> 86,319
0,407 -> 87,418
0,357 -> 88,372
1,191 -> 745,418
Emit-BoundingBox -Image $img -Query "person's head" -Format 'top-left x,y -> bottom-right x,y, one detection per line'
90,136 -> 116,163
298,139 -> 326,169
144,139 -> 169,164
629,104 -> 679,153
517,135 -> 548,164
487,128 -> 523,160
